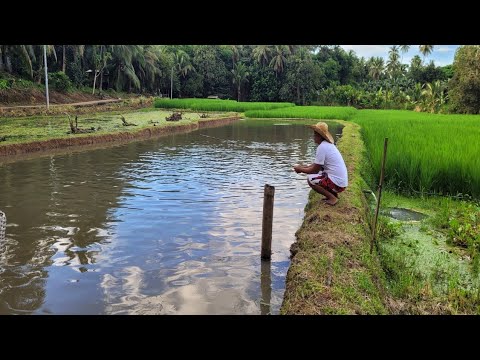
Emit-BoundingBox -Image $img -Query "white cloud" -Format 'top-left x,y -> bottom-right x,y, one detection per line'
341,45 -> 391,58
436,46 -> 454,52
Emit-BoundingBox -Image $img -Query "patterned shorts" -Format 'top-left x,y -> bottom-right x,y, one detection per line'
307,173 -> 346,194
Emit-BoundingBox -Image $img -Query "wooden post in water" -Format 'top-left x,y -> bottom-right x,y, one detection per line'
260,259 -> 272,315
0,210 -> 6,241
370,138 -> 388,254
261,184 -> 275,260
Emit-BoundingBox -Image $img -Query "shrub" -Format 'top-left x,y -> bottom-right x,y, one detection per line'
0,79 -> 9,90
48,71 -> 72,93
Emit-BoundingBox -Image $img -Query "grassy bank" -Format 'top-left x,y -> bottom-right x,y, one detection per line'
281,121 -> 388,314
0,108 -> 237,145
280,118 -> 480,314
0,107 -> 240,159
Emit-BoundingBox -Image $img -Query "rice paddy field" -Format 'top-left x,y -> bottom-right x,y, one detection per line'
238,104 -> 480,199
352,110 -> 480,198
154,98 -> 295,112
245,106 -> 358,121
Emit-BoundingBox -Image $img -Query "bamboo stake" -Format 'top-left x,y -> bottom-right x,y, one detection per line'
370,138 -> 388,254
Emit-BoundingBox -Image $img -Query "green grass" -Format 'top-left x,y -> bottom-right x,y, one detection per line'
245,106 -> 358,120
351,110 -> 480,198
330,243 -> 388,314
154,98 -> 295,112
375,191 -> 480,314
0,108 -> 231,145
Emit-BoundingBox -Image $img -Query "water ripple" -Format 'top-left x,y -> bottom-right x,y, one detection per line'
0,119 -> 344,315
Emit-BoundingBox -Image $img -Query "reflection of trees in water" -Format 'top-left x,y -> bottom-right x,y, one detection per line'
0,147 -> 133,313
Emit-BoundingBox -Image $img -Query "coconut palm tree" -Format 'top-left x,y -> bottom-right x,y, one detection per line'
231,62 -> 249,101
410,55 -> 422,69
230,45 -> 243,66
287,45 -> 301,55
289,46 -> 310,104
136,45 -> 161,92
61,45 -> 85,74
408,82 -> 423,104
34,45 -> 57,84
269,45 -> 291,76
419,45 -> 434,61
0,45 -> 35,79
386,46 -> 402,79
252,45 -> 272,67
399,45 -> 410,63
421,80 -> 446,113
174,50 -> 194,78
173,50 -> 195,98
108,45 -> 143,92
368,57 -> 385,80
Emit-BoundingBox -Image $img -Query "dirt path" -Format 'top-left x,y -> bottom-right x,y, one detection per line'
0,99 -> 123,110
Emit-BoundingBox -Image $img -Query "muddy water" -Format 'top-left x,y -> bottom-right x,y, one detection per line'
0,119 -> 342,314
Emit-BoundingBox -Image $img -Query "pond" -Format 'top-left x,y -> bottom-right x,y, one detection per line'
0,119 -> 342,314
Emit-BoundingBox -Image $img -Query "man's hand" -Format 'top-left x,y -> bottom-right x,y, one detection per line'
293,164 -> 302,173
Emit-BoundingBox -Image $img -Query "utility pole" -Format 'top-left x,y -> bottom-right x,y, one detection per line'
170,67 -> 173,99
44,45 -> 49,110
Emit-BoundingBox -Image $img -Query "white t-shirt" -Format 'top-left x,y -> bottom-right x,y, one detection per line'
314,141 -> 348,187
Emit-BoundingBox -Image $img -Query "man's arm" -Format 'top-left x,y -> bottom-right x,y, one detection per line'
293,163 -> 323,174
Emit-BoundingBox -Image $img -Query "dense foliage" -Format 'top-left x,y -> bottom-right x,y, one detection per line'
448,45 -> 480,114
1,45 -> 469,113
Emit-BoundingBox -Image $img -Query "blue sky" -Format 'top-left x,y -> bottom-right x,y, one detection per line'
339,45 -> 459,67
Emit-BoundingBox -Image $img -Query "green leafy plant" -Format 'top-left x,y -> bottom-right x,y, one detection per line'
378,216 -> 403,240
0,79 -> 9,90
48,71 -> 72,93
447,203 -> 479,255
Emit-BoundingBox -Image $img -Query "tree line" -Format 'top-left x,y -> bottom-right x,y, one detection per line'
1,45 -> 479,113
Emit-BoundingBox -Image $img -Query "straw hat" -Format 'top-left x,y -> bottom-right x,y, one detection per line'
309,122 -> 334,144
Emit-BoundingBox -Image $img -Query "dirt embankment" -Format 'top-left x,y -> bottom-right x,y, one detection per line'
0,88 -> 149,118
0,87 -> 123,107
0,116 -> 241,161
0,98 -> 154,118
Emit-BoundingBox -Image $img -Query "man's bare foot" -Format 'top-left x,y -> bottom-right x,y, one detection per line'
323,198 -> 338,206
